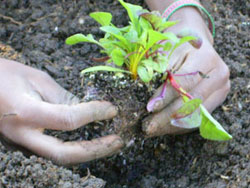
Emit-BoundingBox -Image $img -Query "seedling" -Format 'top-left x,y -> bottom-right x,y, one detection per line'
66,0 -> 232,141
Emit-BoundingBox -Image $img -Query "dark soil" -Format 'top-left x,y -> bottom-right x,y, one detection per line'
0,0 -> 249,187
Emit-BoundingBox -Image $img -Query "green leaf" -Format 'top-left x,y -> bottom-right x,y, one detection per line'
139,12 -> 177,32
65,33 -> 101,46
177,28 -> 202,49
89,12 -> 112,26
200,105 -> 232,141
124,28 -> 138,43
118,0 -> 142,34
171,110 -> 201,129
100,25 -> 122,35
156,55 -> 168,73
175,36 -> 197,49
147,30 -> 169,49
163,32 -> 180,43
147,30 -> 179,50
111,48 -> 125,66
158,21 -> 177,32
141,59 -> 156,70
100,26 -> 130,50
137,64 -> 153,83
99,38 -> 122,54
139,17 -> 152,31
167,35 -> 196,60
139,11 -> 162,29
136,30 -> 148,48
141,55 -> 168,74
150,43 -> 164,52
163,42 -> 172,51
81,65 -> 131,76
172,98 -> 202,119
118,0 -> 142,22
118,26 -> 130,32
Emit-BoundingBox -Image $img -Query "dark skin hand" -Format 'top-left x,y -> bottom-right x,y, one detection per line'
144,0 -> 230,136
0,58 -> 124,165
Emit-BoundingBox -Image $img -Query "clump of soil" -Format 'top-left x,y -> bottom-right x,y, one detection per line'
80,71 -> 161,142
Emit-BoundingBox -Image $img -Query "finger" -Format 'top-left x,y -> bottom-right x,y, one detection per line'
202,81 -> 230,113
5,127 -> 123,165
143,85 -> 229,137
149,48 -> 216,112
17,98 -> 117,130
189,63 -> 230,101
143,68 -> 229,138
28,70 -> 79,105
0,59 -> 77,105
0,132 -> 36,156
143,97 -> 188,137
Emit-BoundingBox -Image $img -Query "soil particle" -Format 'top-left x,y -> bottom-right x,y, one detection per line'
140,175 -> 163,188
203,141 -> 229,156
0,145 -> 106,188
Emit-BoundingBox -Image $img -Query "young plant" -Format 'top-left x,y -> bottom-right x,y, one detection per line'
66,0 -> 232,141
66,0 -> 198,82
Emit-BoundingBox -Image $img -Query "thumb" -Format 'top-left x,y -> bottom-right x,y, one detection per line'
148,47 -> 212,112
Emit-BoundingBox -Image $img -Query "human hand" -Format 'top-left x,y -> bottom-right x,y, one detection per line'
142,8 -> 230,137
0,58 -> 123,165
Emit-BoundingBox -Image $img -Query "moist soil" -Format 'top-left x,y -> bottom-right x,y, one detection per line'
0,0 -> 249,187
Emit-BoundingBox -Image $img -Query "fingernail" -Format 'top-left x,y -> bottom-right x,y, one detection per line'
113,137 -> 124,148
145,122 -> 157,136
107,105 -> 118,117
153,100 -> 163,111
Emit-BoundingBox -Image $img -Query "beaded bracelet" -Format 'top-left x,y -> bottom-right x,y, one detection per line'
162,0 -> 215,37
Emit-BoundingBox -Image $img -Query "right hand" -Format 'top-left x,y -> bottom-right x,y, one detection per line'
142,5 -> 230,137
143,38 -> 230,137
0,58 -> 124,165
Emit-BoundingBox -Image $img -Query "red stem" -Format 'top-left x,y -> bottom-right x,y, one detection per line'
91,56 -> 110,62
167,70 -> 193,99
172,71 -> 200,77
146,50 -> 149,59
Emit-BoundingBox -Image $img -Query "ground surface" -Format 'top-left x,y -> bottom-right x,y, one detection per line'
0,0 -> 249,187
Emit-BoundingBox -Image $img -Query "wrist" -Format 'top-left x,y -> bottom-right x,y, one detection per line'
167,6 -> 213,44
145,0 -> 177,13
145,0 -> 213,44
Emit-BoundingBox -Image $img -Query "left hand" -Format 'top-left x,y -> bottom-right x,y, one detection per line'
0,58 -> 123,165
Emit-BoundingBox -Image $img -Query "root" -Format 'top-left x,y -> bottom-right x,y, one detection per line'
0,13 -> 22,25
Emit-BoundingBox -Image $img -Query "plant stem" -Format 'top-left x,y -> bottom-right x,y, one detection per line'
131,46 -> 145,79
167,70 -> 193,99
172,71 -> 200,77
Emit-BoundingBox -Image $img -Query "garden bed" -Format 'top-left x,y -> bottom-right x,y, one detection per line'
0,0 -> 249,187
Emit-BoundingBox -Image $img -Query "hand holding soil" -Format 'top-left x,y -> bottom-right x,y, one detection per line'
0,58 -> 123,165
